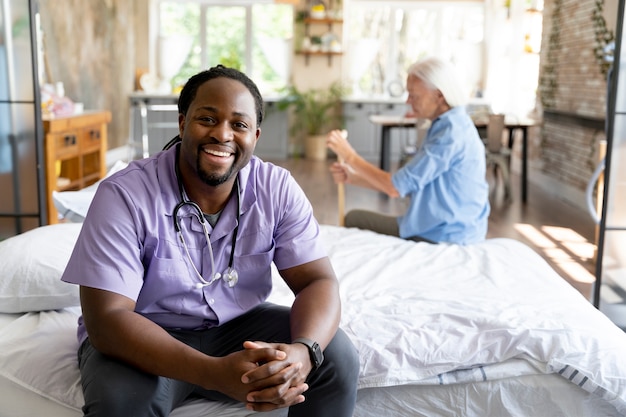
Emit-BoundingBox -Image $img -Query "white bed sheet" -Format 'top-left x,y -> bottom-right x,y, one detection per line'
0,309 -> 620,417
1,225 -> 625,416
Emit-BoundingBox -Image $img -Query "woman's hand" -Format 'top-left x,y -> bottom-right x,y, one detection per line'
326,129 -> 355,163
329,161 -> 351,185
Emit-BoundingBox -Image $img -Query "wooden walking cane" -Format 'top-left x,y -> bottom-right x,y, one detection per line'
337,130 -> 348,227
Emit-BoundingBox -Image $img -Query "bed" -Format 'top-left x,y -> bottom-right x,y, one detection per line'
1,219 -> 626,416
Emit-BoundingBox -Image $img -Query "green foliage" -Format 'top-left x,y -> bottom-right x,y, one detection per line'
592,0 -> 614,78
12,16 -> 29,39
539,0 -> 562,109
160,3 -> 198,37
277,82 -> 349,137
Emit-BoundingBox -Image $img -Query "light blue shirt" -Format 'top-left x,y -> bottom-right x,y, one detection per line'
62,146 -> 326,344
392,106 -> 490,245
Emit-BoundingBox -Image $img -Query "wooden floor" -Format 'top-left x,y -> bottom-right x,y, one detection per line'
268,157 -> 599,300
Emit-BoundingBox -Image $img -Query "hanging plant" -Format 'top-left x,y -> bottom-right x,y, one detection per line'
592,0 -> 614,77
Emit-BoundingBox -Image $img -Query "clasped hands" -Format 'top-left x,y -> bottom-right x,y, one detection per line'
217,340 -> 312,412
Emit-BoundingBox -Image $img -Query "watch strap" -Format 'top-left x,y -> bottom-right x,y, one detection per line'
293,337 -> 324,371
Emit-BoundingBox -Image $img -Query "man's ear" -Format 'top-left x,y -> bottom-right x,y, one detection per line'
178,113 -> 186,136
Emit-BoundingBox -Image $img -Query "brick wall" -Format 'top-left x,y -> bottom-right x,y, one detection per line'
536,0 -> 614,204
541,113 -> 605,189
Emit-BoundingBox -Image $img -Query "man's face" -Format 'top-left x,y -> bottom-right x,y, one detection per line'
178,77 -> 260,187
405,74 -> 446,121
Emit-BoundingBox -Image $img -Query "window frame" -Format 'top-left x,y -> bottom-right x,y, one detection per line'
155,0 -> 292,94
343,0 -> 486,98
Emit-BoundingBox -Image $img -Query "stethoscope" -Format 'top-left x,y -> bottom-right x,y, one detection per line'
171,144 -> 240,289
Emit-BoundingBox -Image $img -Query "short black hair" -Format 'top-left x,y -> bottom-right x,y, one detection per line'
177,65 -> 264,127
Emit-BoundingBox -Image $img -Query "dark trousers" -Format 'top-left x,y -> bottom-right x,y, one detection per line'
78,303 -> 359,417
345,209 -> 435,243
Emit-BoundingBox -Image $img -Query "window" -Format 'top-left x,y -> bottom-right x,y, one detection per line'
158,1 -> 293,95
344,1 -> 485,98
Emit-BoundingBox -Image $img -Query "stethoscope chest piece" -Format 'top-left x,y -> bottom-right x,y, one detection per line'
222,267 -> 239,288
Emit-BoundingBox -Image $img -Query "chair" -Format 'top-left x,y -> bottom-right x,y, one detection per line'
128,100 -> 179,161
484,114 -> 512,200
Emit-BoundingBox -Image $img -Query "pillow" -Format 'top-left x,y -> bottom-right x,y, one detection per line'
53,160 -> 128,223
0,223 -> 83,313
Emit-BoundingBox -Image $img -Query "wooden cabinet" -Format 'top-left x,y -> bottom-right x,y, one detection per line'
343,101 -> 414,161
43,111 -> 111,224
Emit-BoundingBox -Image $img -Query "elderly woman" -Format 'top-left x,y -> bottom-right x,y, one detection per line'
327,56 -> 490,245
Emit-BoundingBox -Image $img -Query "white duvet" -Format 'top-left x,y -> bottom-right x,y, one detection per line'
272,227 -> 626,411
1,225 -> 626,415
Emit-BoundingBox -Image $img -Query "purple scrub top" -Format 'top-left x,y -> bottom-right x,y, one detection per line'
62,146 -> 326,344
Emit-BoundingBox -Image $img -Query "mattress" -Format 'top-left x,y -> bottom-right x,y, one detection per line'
0,309 -> 620,417
1,223 -> 625,416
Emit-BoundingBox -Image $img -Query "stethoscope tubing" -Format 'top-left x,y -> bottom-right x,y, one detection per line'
172,143 -> 240,289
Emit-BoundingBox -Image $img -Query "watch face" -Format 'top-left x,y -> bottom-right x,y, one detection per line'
311,341 -> 324,368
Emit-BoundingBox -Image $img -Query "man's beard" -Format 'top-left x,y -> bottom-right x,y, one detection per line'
196,153 -> 234,187
198,163 -> 233,187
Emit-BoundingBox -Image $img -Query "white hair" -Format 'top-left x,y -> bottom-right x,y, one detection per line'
407,57 -> 469,108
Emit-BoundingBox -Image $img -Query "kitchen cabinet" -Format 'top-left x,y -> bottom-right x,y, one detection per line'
343,101 -> 414,163
126,94 -> 412,163
258,101 -> 289,160
43,110 -> 111,224
128,94 -> 288,160
128,94 -> 179,159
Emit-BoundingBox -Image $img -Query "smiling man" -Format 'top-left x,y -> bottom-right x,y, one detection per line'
61,65 -> 359,417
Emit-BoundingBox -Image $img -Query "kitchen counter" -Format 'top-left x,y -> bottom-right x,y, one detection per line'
129,91 -> 408,105
128,93 -> 289,159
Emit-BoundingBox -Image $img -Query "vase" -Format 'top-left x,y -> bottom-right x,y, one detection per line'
305,135 -> 327,161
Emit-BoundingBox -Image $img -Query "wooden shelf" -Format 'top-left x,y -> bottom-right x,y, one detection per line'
297,50 -> 343,66
299,17 -> 343,66
296,50 -> 343,55
303,17 -> 343,25
43,110 -> 111,224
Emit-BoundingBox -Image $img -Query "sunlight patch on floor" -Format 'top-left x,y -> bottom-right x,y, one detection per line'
541,225 -> 588,242
541,225 -> 596,261
512,224 -> 556,248
550,255 -> 596,284
514,223 -> 596,286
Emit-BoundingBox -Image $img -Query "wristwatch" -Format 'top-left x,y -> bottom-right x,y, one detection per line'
293,337 -> 324,371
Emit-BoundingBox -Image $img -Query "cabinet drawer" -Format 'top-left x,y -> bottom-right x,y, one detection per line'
50,133 -> 80,158
81,127 -> 103,152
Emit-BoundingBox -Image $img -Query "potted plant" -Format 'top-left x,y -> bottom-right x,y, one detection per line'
277,81 -> 348,160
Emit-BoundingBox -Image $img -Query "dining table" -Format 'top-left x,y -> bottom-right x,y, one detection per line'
368,114 -> 536,203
